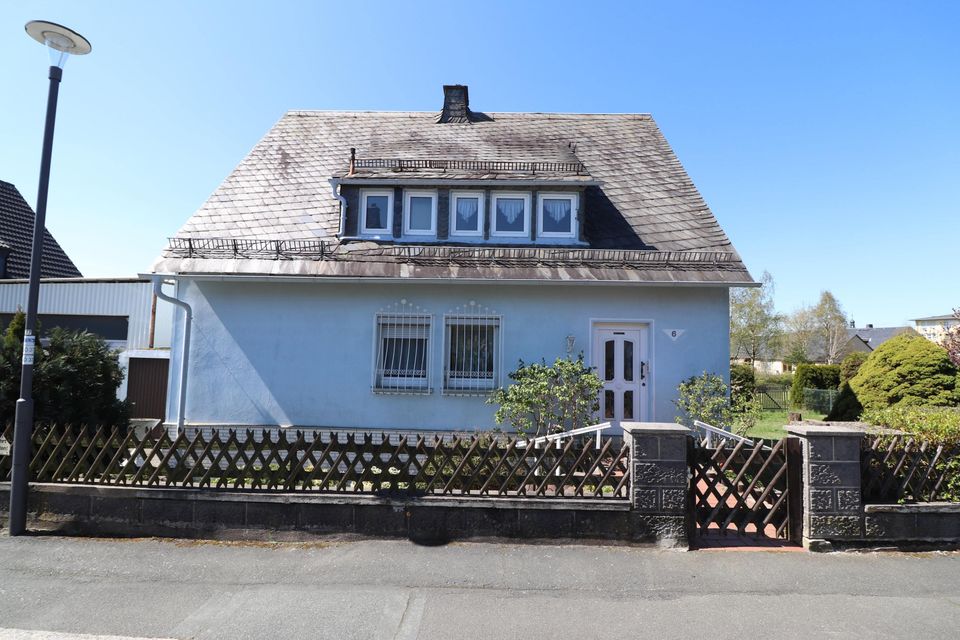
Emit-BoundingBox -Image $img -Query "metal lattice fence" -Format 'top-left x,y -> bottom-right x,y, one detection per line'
0,424 -> 630,499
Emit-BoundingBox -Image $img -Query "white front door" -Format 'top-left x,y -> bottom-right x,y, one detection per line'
593,326 -> 649,424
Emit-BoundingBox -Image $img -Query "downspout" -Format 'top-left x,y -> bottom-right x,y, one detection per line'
329,177 -> 349,237
152,276 -> 192,432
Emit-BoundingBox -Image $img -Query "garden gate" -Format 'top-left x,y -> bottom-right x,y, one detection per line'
688,428 -> 803,546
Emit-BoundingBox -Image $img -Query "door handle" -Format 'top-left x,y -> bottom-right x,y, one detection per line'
640,361 -> 647,383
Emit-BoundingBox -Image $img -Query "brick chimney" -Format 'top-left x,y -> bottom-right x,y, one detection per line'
439,85 -> 470,123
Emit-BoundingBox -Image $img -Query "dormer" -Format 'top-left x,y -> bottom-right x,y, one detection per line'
330,85 -> 596,247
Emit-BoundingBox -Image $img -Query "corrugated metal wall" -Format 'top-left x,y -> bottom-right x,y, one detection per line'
0,279 -> 173,349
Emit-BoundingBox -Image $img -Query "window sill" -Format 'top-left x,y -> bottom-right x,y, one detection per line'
372,387 -> 433,396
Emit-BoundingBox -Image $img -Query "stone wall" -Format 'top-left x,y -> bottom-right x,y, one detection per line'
788,423 -> 960,548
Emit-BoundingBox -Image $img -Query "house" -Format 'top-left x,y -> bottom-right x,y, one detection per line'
150,85 -> 755,432
843,323 -> 917,354
0,179 -> 81,279
0,178 -> 173,419
912,313 -> 959,345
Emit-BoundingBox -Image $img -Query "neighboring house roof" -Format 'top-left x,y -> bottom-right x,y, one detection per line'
846,326 -> 917,350
912,314 -> 957,322
0,179 -> 82,279
153,98 -> 753,285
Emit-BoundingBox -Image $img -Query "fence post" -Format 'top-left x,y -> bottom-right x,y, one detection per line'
785,424 -> 864,550
621,422 -> 693,549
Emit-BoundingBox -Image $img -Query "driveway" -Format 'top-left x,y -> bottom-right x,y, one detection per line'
0,535 -> 958,639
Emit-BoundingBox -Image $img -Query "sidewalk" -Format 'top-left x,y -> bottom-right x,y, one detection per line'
0,535 -> 958,639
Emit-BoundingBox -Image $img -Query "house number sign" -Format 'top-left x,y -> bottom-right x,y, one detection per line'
22,332 -> 35,365
664,329 -> 686,342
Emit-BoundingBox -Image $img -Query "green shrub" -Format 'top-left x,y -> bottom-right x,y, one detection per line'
839,351 -> 869,385
790,363 -> 841,407
850,334 -> 959,411
0,311 -> 128,427
756,372 -> 793,389
488,355 -> 602,437
675,372 -> 731,428
826,382 -> 864,421
730,363 -> 756,403
862,406 -> 960,446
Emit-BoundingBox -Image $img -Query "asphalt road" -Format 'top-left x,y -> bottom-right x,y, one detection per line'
0,535 -> 958,640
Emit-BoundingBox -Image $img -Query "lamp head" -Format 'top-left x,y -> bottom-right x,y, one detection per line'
25,20 -> 91,68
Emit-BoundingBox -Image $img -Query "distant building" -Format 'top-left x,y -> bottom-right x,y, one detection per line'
737,322 -> 916,374
844,323 -> 917,353
0,179 -> 81,279
912,314 -> 959,345
1,178 -> 172,420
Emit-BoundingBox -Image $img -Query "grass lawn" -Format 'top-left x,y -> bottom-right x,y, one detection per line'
746,410 -> 826,440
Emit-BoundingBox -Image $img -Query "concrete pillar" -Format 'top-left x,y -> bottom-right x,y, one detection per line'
786,424 -> 865,549
621,422 -> 692,548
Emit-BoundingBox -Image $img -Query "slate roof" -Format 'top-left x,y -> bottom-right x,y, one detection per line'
847,326 -> 917,350
154,108 -> 753,284
0,180 -> 81,279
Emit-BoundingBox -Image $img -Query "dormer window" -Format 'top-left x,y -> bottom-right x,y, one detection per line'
491,192 -> 531,238
450,191 -> 484,237
537,193 -> 578,239
360,189 -> 394,235
403,190 -> 438,236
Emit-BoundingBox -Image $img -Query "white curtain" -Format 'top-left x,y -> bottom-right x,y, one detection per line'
456,198 -> 478,227
497,199 -> 524,224
543,199 -> 569,223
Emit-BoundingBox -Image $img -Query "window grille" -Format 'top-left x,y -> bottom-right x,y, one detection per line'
373,300 -> 433,394
443,302 -> 502,395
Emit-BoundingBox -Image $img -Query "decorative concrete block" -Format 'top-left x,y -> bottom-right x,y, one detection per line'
809,462 -> 860,487
864,515 -> 889,539
810,489 -> 834,512
660,488 -> 686,512
634,488 -> 658,511
630,436 -> 659,459
810,515 -> 862,539
832,436 -> 861,462
630,513 -> 687,547
634,461 -> 687,486
836,489 -> 861,513
807,438 -> 833,462
657,436 -> 688,462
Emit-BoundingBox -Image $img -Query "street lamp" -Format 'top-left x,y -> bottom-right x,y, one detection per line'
8,21 -> 91,536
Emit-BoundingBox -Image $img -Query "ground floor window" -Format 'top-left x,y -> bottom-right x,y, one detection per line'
374,307 -> 432,393
443,308 -> 501,394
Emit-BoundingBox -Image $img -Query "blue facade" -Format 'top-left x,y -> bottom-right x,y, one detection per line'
164,279 -> 730,431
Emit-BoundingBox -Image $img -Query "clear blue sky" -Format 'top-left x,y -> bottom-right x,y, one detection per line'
1,1 -> 957,326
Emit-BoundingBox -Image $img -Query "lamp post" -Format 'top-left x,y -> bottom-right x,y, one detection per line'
8,21 -> 91,536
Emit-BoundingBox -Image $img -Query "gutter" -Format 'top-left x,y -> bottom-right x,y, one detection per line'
148,275 -> 192,432
329,178 -> 348,238
164,273 -> 760,288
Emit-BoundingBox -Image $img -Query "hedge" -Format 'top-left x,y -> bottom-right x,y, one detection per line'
790,363 -> 841,407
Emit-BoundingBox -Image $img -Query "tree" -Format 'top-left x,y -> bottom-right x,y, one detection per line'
784,291 -> 850,364
0,311 -> 128,426
730,271 -> 783,369
849,333 -> 959,411
488,355 -> 602,437
783,306 -> 816,364
812,291 -> 849,364
943,308 -> 960,368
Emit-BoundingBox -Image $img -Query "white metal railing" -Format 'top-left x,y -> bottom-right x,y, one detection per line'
516,422 -> 614,450
693,420 -> 754,448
